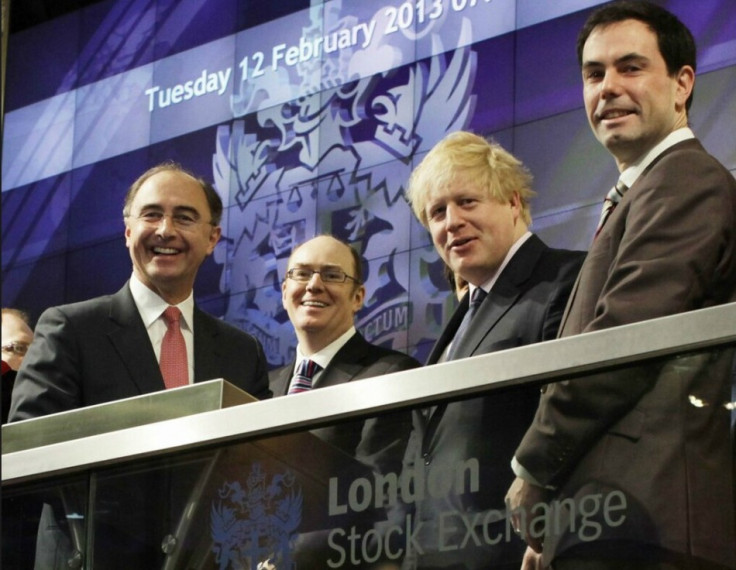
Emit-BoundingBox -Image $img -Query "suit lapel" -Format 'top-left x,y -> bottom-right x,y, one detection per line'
559,141 -> 701,336
424,236 -> 546,440
192,308 -> 223,383
271,364 -> 293,396
558,269 -> 583,336
106,284 -> 164,394
452,235 -> 545,359
274,334 -> 379,393
318,333 -> 372,388
426,294 -> 468,364
452,285 -> 519,358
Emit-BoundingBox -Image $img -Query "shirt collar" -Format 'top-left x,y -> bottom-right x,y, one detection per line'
129,274 -> 195,331
469,231 -> 532,297
619,127 -> 695,189
295,326 -> 356,371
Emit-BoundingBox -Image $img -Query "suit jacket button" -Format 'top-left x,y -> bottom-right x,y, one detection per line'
424,457 -> 432,466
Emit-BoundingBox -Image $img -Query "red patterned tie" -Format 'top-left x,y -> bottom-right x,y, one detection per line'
160,307 -> 188,389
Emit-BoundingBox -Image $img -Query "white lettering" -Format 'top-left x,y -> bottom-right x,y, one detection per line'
144,86 -> 159,112
327,528 -> 346,568
272,43 -> 286,69
171,84 -> 184,104
193,69 -> 208,95
439,511 -> 460,551
328,477 -> 347,516
144,67 -> 232,112
217,67 -> 231,95
361,20 -> 376,48
603,490 -> 627,528
348,477 -> 373,513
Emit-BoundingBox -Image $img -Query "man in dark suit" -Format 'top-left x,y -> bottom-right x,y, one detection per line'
10,163 -> 270,421
400,131 -> 584,569
7,163 -> 271,568
507,3 -> 736,570
269,235 -> 419,568
270,234 -> 419,471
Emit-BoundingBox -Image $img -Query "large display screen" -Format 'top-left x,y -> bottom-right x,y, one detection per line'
3,0 -> 735,365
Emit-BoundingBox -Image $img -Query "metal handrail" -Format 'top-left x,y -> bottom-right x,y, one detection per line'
3,303 -> 735,484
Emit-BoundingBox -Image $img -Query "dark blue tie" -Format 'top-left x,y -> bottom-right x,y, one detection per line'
447,287 -> 487,360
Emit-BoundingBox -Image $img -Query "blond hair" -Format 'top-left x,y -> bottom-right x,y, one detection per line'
406,131 -> 535,227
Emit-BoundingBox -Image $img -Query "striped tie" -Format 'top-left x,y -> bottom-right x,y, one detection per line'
594,179 -> 628,238
288,359 -> 322,394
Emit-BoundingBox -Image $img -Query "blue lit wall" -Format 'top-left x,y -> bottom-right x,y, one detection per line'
3,0 -> 735,365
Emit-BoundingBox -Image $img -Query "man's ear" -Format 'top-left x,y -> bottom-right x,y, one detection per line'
352,284 -> 366,313
206,226 -> 222,255
674,65 -> 695,112
510,191 -> 522,220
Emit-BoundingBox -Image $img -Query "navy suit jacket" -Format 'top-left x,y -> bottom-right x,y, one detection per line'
270,332 -> 419,474
403,234 -> 584,563
10,282 -> 271,421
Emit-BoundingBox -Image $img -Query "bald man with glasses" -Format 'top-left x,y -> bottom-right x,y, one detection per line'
270,235 -> 419,466
268,234 -> 420,567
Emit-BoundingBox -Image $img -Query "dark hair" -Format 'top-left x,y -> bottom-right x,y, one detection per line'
122,162 -> 223,226
576,1 -> 696,111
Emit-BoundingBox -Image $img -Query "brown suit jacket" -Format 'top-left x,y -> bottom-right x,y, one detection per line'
516,139 -> 736,568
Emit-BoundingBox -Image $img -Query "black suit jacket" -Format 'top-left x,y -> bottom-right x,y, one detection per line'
427,235 -> 585,362
270,332 -> 419,474
7,283 -> 272,568
269,335 -> 418,570
404,235 -> 585,565
9,282 -> 271,421
2,363 -> 16,424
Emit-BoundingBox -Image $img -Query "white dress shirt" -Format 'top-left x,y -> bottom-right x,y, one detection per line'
288,326 -> 357,391
129,274 -> 195,384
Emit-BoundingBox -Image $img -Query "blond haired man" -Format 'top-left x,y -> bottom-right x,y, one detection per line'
399,131 -> 584,568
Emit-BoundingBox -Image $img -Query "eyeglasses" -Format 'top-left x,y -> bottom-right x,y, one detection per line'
286,268 -> 359,284
130,211 -> 213,231
2,341 -> 30,356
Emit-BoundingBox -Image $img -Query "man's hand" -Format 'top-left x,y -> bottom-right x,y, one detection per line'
521,545 -> 547,570
505,476 -> 547,553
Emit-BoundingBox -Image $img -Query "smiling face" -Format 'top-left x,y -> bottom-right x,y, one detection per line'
124,170 -> 221,304
581,19 -> 694,171
426,177 -> 526,287
282,236 -> 365,354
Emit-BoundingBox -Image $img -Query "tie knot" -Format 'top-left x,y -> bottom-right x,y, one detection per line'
606,179 -> 628,204
288,359 -> 322,394
297,359 -> 321,379
470,287 -> 487,311
162,306 -> 182,327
